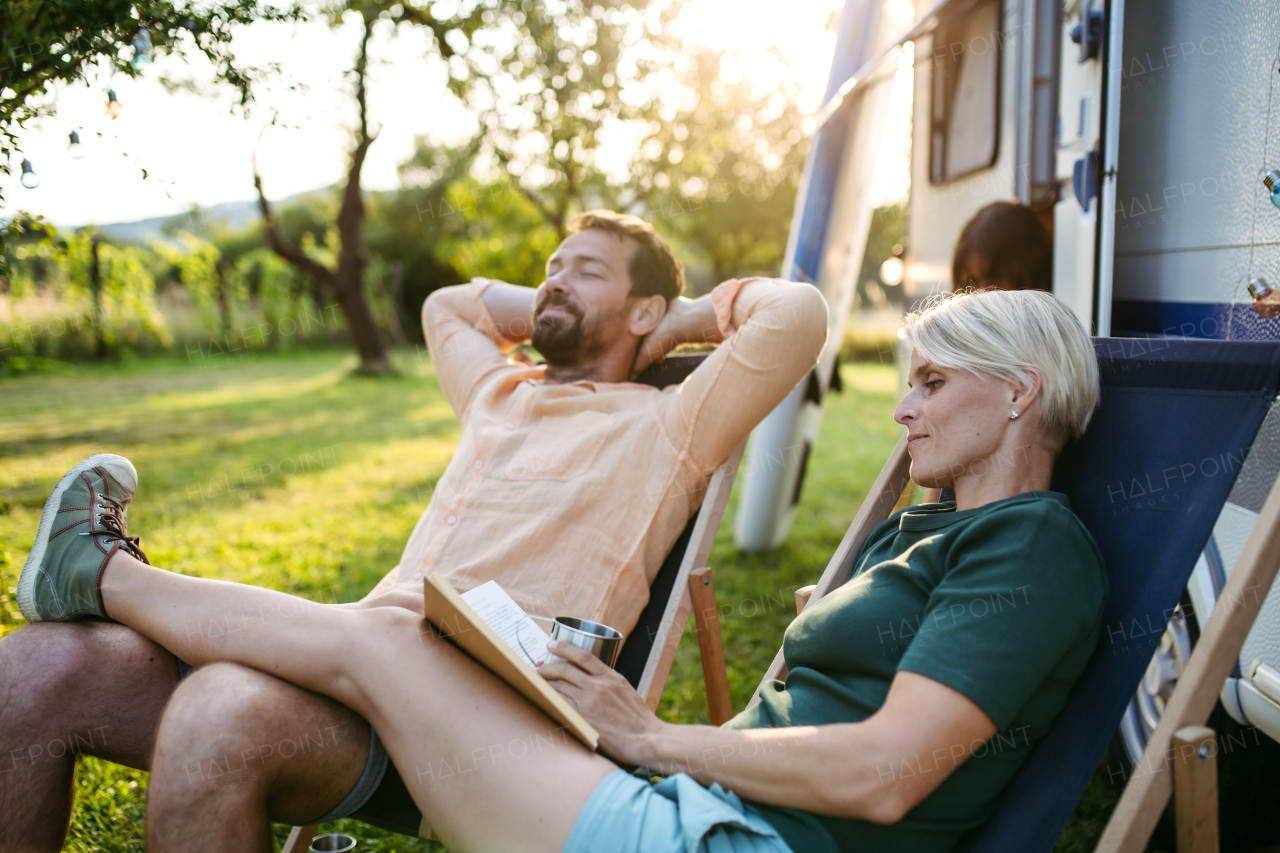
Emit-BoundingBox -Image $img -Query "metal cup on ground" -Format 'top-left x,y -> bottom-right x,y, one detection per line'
310,833 -> 357,852
545,617 -> 623,669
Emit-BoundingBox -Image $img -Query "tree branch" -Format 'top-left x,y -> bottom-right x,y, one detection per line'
491,143 -> 560,232
252,172 -> 334,284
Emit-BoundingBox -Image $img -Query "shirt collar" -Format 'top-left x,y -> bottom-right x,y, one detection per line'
898,491 -> 1070,531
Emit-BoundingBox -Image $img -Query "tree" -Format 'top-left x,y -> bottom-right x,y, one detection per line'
0,0 -> 302,238
253,5 -> 394,374
449,0 -> 674,238
364,139 -> 476,339
620,49 -> 810,286
253,0 -> 661,371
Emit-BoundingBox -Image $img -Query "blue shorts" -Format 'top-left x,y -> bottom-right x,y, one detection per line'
564,770 -> 792,853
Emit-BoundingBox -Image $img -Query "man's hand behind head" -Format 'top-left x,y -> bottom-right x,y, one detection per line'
630,295 -> 725,379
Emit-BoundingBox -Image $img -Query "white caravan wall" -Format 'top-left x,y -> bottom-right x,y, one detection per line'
905,1 -> 1026,303
1113,0 -> 1280,328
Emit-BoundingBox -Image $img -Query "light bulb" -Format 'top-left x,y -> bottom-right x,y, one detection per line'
1248,277 -> 1280,319
106,89 -> 123,119
1264,170 -> 1280,211
20,159 -> 40,189
67,130 -> 85,159
131,31 -> 153,68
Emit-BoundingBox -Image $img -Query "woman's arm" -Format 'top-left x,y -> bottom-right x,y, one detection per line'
542,642 -> 996,824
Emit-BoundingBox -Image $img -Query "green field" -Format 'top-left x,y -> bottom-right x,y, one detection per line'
0,349 -> 1122,851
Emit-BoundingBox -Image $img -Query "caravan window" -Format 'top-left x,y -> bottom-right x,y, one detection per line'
929,0 -> 1002,184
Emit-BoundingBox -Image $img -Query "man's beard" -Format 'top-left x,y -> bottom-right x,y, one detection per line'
532,296 -> 604,366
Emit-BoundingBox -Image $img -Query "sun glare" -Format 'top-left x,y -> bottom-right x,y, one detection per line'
676,0 -> 847,110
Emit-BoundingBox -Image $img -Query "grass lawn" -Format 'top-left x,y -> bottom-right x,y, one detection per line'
0,348 -> 1128,851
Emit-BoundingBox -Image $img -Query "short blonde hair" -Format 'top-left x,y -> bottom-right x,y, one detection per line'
904,289 -> 1100,445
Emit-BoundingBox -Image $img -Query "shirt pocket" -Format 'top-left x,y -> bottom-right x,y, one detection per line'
504,410 -> 619,481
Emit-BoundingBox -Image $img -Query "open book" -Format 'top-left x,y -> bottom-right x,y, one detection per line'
422,572 -> 600,749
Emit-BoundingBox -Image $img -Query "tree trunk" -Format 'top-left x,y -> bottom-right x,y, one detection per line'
215,256 -> 233,342
89,236 -> 106,358
331,13 -> 392,375
252,12 -> 392,376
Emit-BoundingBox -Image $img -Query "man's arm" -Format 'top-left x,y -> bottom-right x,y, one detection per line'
421,280 -> 536,417
649,278 -> 828,471
630,294 -> 726,376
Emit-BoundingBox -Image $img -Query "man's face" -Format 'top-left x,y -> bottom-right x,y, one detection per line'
532,229 -> 638,366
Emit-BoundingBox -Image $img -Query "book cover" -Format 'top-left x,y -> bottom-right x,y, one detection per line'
421,572 -> 600,750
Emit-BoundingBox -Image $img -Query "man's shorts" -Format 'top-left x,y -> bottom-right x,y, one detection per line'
175,659 -> 424,833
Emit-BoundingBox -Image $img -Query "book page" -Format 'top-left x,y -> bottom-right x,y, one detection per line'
460,581 -> 550,668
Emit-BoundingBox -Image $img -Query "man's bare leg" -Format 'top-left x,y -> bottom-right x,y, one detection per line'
146,663 -> 371,853
0,623 -> 373,853
0,622 -> 177,853
99,552 -> 618,853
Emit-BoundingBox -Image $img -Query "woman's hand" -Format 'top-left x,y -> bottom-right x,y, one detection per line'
538,641 -> 666,766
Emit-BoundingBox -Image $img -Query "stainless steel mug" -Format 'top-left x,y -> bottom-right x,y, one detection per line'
545,617 -> 623,668
310,833 -> 357,852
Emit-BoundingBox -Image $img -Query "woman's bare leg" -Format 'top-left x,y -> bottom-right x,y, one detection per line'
99,552 -> 616,853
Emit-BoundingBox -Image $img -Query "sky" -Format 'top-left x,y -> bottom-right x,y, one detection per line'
2,0 -> 912,228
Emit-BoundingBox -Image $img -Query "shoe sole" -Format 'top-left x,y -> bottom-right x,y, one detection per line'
15,454 -> 138,623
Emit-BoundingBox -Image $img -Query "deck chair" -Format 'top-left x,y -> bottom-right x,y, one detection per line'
282,354 -> 743,851
752,337 -> 1280,853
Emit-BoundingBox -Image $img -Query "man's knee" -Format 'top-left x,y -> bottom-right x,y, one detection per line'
0,621 -> 174,719
153,663 -> 369,796
0,622 -> 176,775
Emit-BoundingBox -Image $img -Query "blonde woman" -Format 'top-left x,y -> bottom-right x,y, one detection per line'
16,289 -> 1106,853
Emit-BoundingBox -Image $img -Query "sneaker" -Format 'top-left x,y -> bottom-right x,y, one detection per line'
16,454 -> 150,623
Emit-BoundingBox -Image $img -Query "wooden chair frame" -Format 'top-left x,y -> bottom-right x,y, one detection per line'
749,431 -> 1280,853
749,434 -> 912,704
281,444 -> 743,852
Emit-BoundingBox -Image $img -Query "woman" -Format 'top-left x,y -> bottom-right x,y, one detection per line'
17,289 -> 1106,853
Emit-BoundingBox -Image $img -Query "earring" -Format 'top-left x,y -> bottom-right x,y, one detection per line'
1010,410 -> 1019,420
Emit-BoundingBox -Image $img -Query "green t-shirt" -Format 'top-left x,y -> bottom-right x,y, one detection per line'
724,491 -> 1107,853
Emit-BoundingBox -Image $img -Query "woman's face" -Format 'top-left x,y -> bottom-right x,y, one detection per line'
893,350 -> 1021,489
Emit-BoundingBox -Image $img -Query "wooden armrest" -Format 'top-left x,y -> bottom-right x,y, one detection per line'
1173,725 -> 1218,853
795,584 -> 817,615
688,567 -> 733,725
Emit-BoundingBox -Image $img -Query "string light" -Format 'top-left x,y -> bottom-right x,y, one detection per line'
67,130 -> 86,159
1248,277 -> 1280,318
1264,170 -> 1280,210
20,159 -> 40,189
131,31 -> 153,69
106,89 -> 123,119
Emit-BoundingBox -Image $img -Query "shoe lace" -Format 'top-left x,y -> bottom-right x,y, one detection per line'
95,496 -> 151,565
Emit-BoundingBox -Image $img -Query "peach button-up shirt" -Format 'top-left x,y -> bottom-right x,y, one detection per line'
382,277 -> 827,636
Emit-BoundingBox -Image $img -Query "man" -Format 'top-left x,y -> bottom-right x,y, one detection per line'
0,210 -> 827,851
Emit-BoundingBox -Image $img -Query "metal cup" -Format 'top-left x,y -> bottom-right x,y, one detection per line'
545,617 -> 623,669
310,834 -> 357,852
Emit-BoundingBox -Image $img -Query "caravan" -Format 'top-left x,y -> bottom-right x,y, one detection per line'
736,0 -> 1280,840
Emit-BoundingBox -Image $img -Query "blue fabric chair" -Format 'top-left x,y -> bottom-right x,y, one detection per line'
956,338 -> 1280,852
